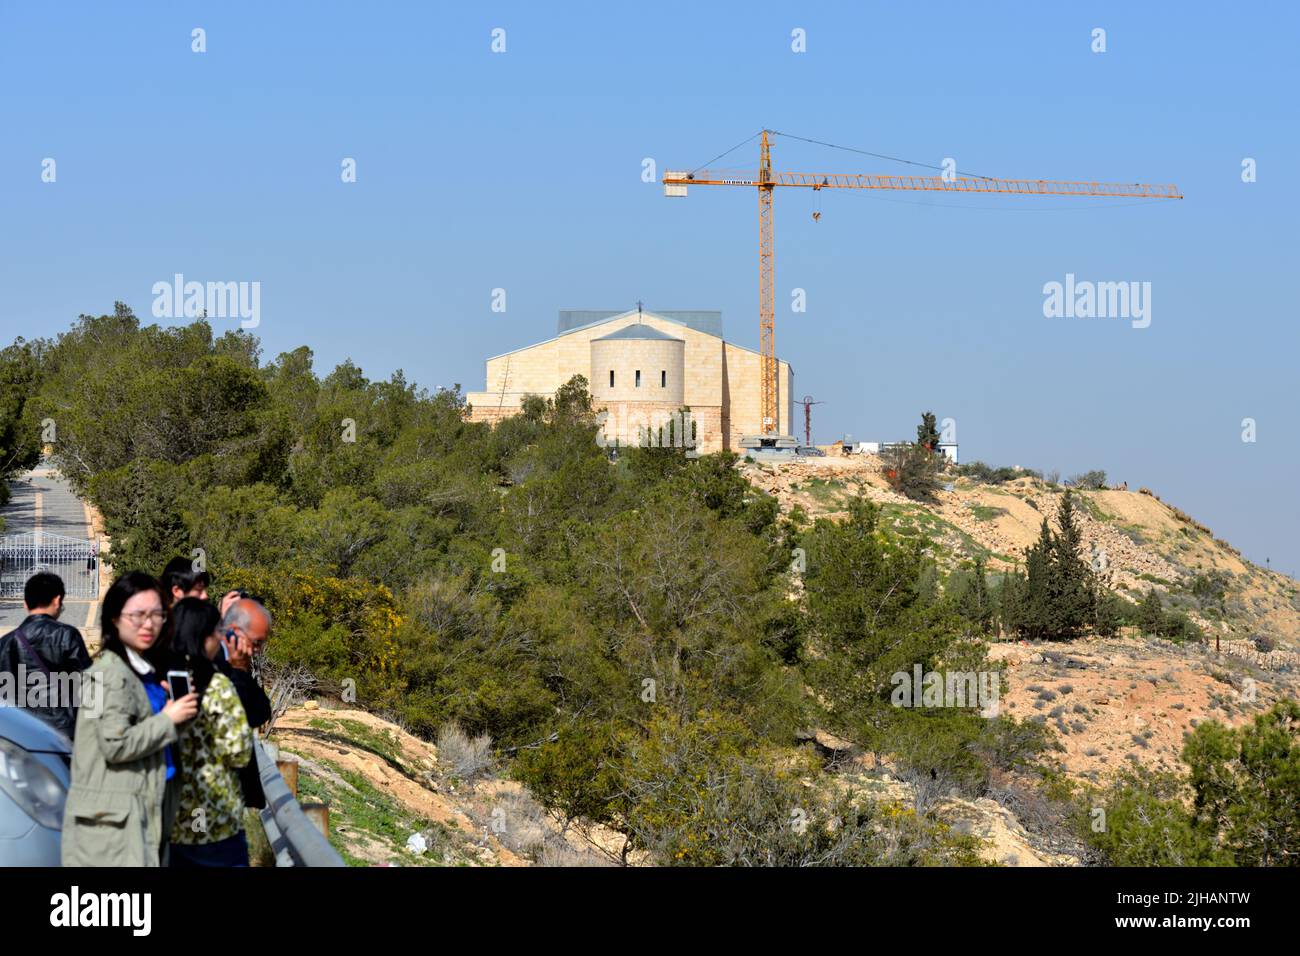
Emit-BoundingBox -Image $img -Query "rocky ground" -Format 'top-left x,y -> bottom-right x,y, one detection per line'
991,634 -> 1297,782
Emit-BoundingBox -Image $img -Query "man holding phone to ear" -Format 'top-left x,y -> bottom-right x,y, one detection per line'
214,598 -> 273,809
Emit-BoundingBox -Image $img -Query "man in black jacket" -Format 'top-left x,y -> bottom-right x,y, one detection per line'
0,572 -> 92,740
214,597 -> 273,809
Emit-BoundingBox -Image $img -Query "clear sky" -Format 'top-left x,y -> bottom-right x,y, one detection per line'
1,1 -> 1296,574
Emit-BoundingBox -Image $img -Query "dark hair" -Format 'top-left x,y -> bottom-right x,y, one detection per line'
162,556 -> 210,601
24,572 -> 65,610
166,597 -> 221,699
99,572 -> 170,673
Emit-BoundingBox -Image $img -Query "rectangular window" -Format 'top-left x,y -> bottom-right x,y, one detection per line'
661,370 -> 667,387
609,370 -> 615,388
635,370 -> 641,388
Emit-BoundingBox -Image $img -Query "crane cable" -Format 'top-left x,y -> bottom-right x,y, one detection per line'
772,129 -> 1172,211
771,128 -> 999,181
687,130 -> 763,177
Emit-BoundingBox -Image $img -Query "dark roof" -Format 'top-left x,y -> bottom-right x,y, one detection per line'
591,324 -> 685,343
559,309 -> 722,338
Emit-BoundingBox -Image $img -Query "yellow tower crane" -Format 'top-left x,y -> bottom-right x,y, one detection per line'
662,130 -> 1182,445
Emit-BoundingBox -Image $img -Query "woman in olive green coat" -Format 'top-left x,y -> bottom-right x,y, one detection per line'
61,572 -> 198,867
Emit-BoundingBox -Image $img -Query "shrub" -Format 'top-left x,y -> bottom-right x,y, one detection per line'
437,722 -> 495,780
1080,770 -> 1225,866
957,461 -> 1022,485
1069,470 -> 1107,490
618,713 -> 986,866
882,442 -> 942,501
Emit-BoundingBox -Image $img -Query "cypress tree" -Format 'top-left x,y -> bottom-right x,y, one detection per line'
957,555 -> 993,635
1050,491 -> 1096,640
1013,492 -> 1100,641
916,411 -> 941,451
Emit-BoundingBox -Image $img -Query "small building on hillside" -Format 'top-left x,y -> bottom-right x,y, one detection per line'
465,308 -> 794,454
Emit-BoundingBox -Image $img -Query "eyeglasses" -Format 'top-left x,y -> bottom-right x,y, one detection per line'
120,610 -> 165,626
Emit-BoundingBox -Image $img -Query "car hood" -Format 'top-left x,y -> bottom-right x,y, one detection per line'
0,708 -> 72,755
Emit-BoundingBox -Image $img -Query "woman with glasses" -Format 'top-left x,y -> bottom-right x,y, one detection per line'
61,572 -> 199,866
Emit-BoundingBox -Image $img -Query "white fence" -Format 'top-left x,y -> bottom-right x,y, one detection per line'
0,532 -> 99,600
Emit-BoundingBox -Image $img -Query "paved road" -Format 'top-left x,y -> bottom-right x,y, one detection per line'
0,465 -> 101,635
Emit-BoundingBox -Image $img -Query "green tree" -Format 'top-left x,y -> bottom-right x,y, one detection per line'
0,339 -> 45,503
1084,769 -> 1226,866
1014,492 -> 1098,641
954,556 -> 994,635
916,411 -> 941,450
1137,588 -> 1165,637
1183,700 -> 1300,866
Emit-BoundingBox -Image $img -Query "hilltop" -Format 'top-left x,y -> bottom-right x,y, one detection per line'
742,452 -> 1299,645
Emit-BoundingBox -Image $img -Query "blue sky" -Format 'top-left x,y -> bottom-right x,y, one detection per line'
1,1 -> 1297,574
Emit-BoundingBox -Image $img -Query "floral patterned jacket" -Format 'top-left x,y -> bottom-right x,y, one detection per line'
170,670 -> 253,845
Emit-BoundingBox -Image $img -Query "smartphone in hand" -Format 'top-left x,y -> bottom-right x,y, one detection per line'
166,670 -> 192,700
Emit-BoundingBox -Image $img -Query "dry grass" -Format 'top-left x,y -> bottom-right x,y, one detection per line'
437,722 -> 495,780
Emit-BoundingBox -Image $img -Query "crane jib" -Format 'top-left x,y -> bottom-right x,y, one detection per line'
662,171 -> 1181,198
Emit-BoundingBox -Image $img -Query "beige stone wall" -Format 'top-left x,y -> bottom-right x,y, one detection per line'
721,343 -> 793,447
689,405 -> 723,454
590,338 -> 685,405
465,337 -> 562,414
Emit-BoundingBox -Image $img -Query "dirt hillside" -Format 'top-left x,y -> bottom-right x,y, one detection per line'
269,703 -> 624,867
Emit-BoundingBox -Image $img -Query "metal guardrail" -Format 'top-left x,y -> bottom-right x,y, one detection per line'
254,739 -> 344,867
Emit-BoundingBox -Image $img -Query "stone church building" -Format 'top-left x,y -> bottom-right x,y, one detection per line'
465,308 -> 793,454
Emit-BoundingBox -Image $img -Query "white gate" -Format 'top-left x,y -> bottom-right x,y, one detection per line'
0,532 -> 100,600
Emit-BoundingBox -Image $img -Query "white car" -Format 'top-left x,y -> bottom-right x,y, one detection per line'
0,707 -> 71,865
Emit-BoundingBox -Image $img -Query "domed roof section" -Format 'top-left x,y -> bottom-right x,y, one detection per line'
592,323 -> 685,343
